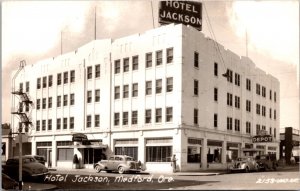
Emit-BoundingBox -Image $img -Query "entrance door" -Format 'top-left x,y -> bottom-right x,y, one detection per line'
48,149 -> 52,168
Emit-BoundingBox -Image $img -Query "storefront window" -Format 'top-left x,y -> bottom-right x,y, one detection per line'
115,147 -> 138,160
57,148 -> 73,161
146,146 -> 172,162
187,146 -> 201,163
207,140 -> 222,163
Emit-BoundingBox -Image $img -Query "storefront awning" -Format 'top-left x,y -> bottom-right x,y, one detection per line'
70,143 -> 107,149
242,148 -> 264,152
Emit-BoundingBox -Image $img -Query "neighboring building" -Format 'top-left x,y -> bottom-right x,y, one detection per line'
1,124 -> 13,163
280,127 -> 300,164
10,24 -> 280,172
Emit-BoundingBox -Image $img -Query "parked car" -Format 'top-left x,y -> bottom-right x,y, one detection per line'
255,154 -> 278,171
2,173 -> 19,190
94,155 -> 146,174
2,156 -> 49,181
24,155 -> 46,165
230,157 -> 259,173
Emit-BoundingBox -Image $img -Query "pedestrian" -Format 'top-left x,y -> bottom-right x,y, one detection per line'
171,154 -> 177,173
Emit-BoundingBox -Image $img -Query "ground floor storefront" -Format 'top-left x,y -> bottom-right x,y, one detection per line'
19,126 -> 279,172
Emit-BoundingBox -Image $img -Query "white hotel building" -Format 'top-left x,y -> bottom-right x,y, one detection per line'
11,24 -> 280,172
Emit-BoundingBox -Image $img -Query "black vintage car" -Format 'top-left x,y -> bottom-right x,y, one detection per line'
255,154 -> 278,171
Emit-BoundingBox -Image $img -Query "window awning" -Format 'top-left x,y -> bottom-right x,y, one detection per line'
71,143 -> 107,149
241,148 -> 265,152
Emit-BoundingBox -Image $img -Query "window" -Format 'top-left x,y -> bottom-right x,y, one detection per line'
42,98 -> 46,109
25,81 -> 30,92
256,83 -> 260,95
214,114 -> 218,128
234,73 -> 240,86
194,80 -> 198,96
274,128 -> 276,138
145,81 -> 152,95
269,127 -> 272,135
262,125 -> 266,130
114,113 -> 120,126
262,106 -> 266,117
37,78 -> 41,89
146,146 -> 172,162
70,117 -> 74,129
194,52 -> 199,68
246,100 -> 251,112
166,107 -> 173,122
42,120 -> 46,131
87,91 -> 92,103
37,99 -> 41,109
123,58 -> 129,72
269,108 -> 272,119
114,86 -> 120,99
36,120 -> 40,131
214,88 -> 218,101
262,86 -> 266,97
70,94 -> 75,105
274,110 -> 276,120
57,73 -> 61,85
63,118 -> 68,129
167,48 -> 173,63
226,69 -> 233,83
19,83 -> 23,92
256,124 -> 260,135
95,65 -> 100,78
194,109 -> 198,125
18,102 -> 23,112
156,50 -> 162,66
155,108 -> 162,123
48,119 -> 52,131
166,77 -> 173,92
63,72 -> 68,84
70,70 -> 75,82
48,75 -> 53,87
123,85 -> 129,98
57,96 -> 61,107
132,83 -> 138,97
25,103 -> 29,112
57,118 -> 61,130
86,115 -> 91,128
63,95 -> 68,106
234,96 -> 240,109
246,122 -> 251,133
234,119 -> 240,131
146,53 -> 152,68
95,89 -> 100,102
132,56 -> 138,70
227,93 -> 232,106
274,92 -> 277,102
95,115 -> 100,127
256,104 -> 260,115
246,79 -> 251,91
87,66 -> 92,79
123,112 -> 129,125
270,90 -> 272,100
42,77 -> 47,88
214,62 -> 218,76
156,79 -> 162,94
227,117 -> 232,130
132,111 -> 138,124
57,148 -> 73,161
114,60 -> 121,74
145,109 -> 151,124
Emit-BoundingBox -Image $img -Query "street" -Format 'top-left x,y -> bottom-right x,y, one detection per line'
23,166 -> 300,190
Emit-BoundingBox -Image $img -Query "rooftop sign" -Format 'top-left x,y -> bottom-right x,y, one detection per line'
159,1 -> 202,31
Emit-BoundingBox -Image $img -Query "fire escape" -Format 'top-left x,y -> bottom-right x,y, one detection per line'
11,60 -> 33,133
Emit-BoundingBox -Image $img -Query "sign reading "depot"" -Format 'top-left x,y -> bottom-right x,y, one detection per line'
159,1 -> 202,31
252,135 -> 273,143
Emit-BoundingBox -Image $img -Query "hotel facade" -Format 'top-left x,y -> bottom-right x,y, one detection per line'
11,24 -> 280,172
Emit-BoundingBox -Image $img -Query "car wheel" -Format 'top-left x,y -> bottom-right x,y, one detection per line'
95,165 -> 101,173
273,163 -> 277,171
118,167 -> 125,174
245,166 -> 250,173
255,164 -> 259,172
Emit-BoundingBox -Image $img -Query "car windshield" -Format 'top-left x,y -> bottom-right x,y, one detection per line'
23,157 -> 36,163
125,157 -> 134,161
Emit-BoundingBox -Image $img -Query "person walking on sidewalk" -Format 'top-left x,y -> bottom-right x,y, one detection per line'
171,154 -> 177,173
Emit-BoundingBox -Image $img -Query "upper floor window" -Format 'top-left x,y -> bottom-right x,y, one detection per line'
246,79 -> 251,91
87,66 -> 92,79
146,81 -> 152,95
256,104 -> 260,115
63,118 -> 68,129
269,90 -> 272,100
57,96 -> 61,107
123,112 -> 129,125
246,122 -> 251,133
114,113 -> 120,126
123,85 -> 129,98
227,93 -> 232,106
274,92 -> 277,102
234,119 -> 240,131
114,60 -> 121,74
86,115 -> 91,128
166,77 -> 173,92
234,96 -> 240,109
70,117 -> 74,129
36,99 -> 40,110
48,75 -> 53,87
214,88 -> 218,101
227,117 -> 232,130
132,83 -> 138,97
95,65 -> 100,78
37,78 -> 41,89
95,89 -> 100,102
167,48 -> 173,63
70,94 -> 75,105
146,53 -> 152,68
36,120 -> 40,131
262,106 -> 266,117
57,73 -> 62,85
214,62 -> 218,76
156,50 -> 162,66
256,83 -> 260,95
42,77 -> 47,88
48,97 -> 52,108
226,69 -> 233,83
63,72 -> 68,84
70,70 -> 75,82
194,52 -> 199,68
145,109 -> 152,124
194,109 -> 198,125
48,119 -> 52,131
42,98 -> 46,109
25,81 -> 30,92
262,86 -> 266,97
132,111 -> 138,125
246,100 -> 251,112
114,86 -> 120,99
57,119 -> 61,130
155,108 -> 162,123
234,73 -> 240,86
63,95 -> 68,106
269,108 -> 272,119
156,79 -> 162,94
132,56 -> 139,70
214,114 -> 218,128
194,80 -> 198,96
123,58 -> 129,72
95,115 -> 100,127
166,107 -> 173,122
87,91 -> 92,103
42,120 -> 46,131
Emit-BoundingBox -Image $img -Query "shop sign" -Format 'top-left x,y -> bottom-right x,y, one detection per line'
72,133 -> 88,142
159,1 -> 202,31
252,135 -> 273,143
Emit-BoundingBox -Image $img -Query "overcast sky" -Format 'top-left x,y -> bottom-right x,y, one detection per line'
2,0 -> 299,130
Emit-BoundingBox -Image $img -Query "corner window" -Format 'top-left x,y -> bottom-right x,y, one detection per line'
167,48 -> 173,63
156,50 -> 162,66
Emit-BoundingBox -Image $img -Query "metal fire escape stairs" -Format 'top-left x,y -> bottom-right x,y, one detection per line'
11,60 -> 33,133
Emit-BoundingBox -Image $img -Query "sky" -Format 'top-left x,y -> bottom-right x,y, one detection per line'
1,0 -> 299,130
